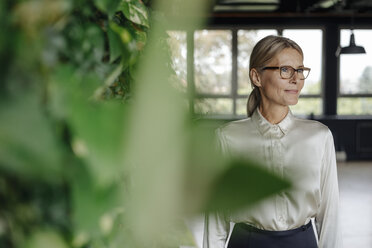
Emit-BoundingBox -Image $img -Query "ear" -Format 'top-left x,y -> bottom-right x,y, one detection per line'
250,68 -> 262,87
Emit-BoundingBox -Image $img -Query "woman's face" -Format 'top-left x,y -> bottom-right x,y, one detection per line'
253,48 -> 305,109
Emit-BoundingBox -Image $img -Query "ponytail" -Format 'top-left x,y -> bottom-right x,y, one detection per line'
247,87 -> 261,117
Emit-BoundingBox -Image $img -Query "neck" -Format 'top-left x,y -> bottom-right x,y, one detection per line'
259,104 -> 289,124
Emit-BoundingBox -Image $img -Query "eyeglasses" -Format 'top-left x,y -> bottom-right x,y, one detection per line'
261,66 -> 311,80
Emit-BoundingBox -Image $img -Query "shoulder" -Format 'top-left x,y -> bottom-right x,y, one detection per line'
292,117 -> 331,135
291,117 -> 334,146
216,118 -> 254,137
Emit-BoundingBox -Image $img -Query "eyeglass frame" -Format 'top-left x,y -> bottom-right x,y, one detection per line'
261,65 -> 311,79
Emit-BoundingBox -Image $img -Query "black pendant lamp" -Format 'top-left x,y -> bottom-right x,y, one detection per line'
336,30 -> 366,56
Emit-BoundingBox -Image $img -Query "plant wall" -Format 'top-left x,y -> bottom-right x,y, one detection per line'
0,0 -> 153,247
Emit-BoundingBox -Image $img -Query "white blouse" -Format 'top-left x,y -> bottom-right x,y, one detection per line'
203,108 -> 342,248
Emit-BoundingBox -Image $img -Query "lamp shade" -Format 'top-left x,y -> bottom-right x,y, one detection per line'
336,31 -> 366,56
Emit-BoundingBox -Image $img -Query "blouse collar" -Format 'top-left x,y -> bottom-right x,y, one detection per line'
252,108 -> 294,138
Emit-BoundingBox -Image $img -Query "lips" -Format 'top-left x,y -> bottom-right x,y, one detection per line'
285,89 -> 299,94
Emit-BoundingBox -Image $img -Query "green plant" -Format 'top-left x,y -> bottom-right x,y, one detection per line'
1,0 -> 151,247
0,0 -> 290,247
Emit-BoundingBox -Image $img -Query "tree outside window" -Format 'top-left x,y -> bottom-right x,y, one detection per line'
338,29 -> 372,115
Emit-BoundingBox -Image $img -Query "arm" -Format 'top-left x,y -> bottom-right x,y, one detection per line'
316,129 -> 343,248
203,211 -> 230,248
202,128 -> 231,248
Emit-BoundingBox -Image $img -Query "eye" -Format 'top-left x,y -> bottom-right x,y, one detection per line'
297,68 -> 304,73
280,67 -> 290,73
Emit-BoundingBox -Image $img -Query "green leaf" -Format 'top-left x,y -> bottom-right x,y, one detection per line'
26,229 -> 68,248
107,20 -> 145,66
204,159 -> 291,212
71,161 -> 122,235
93,0 -> 119,15
156,219 -> 196,247
109,21 -> 133,44
92,61 -> 125,99
108,21 -> 139,67
69,101 -> 128,187
122,26 -> 189,248
0,88 -> 63,183
119,0 -> 149,28
51,66 -> 128,187
120,0 -> 215,246
135,28 -> 147,45
107,26 -> 122,63
84,25 -> 105,64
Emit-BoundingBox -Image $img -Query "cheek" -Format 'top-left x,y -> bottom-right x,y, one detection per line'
262,82 -> 279,96
261,76 -> 280,90
298,81 -> 305,91
276,80 -> 289,92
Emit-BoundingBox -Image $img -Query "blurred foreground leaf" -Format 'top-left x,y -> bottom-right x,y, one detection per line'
50,65 -> 128,188
122,0 -> 212,246
0,89 -> 63,183
120,0 -> 291,247
181,121 -> 228,214
183,121 -> 290,213
93,0 -> 118,15
204,159 -> 291,212
71,160 -> 122,236
25,229 -> 68,248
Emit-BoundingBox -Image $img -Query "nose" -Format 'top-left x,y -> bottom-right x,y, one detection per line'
289,72 -> 298,84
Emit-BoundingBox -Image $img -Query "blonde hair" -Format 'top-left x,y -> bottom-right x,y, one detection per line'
247,35 -> 304,117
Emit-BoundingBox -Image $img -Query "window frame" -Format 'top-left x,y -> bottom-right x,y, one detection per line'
336,26 -> 372,116
180,26 -> 325,118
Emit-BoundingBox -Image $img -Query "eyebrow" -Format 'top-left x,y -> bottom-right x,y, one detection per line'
280,65 -> 305,68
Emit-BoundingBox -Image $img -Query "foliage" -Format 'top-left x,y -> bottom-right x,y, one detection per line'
1,0 -> 150,247
358,66 -> 372,94
0,0 -> 290,248
290,98 -> 322,116
194,30 -> 232,95
338,97 -> 372,115
337,65 -> 372,115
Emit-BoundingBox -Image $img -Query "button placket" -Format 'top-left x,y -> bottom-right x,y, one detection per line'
273,137 -> 287,226
272,139 -> 284,178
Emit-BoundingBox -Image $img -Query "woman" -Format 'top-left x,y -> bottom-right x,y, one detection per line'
203,35 -> 342,248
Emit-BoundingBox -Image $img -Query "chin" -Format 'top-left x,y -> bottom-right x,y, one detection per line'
287,99 -> 299,106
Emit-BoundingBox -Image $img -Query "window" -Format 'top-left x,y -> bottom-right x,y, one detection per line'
338,29 -> 372,115
282,29 -> 323,116
194,30 -> 233,115
236,30 -> 277,115
168,29 -> 324,118
168,31 -> 187,93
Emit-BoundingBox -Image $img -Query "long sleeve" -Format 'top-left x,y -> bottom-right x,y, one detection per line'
202,128 -> 231,248
316,129 -> 343,248
203,211 -> 230,248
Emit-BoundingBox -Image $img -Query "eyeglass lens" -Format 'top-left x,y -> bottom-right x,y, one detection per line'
280,66 -> 310,79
